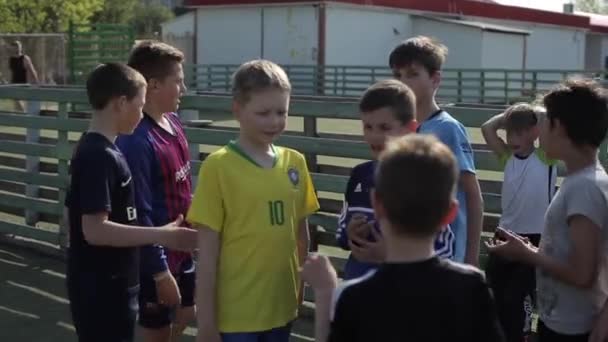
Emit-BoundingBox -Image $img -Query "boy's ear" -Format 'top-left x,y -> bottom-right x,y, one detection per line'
406,119 -> 418,133
232,100 -> 242,120
431,70 -> 442,89
147,78 -> 161,92
114,95 -> 128,113
440,199 -> 459,227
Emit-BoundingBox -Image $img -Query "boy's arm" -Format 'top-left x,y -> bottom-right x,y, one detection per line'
527,216 -> 601,288
462,172 -> 484,266
590,298 -> 608,342
480,113 -> 509,157
24,55 -> 39,84
117,136 -> 169,277
336,170 -> 355,250
82,212 -> 194,249
195,224 -> 221,342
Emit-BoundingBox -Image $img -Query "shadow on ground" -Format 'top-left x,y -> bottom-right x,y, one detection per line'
0,243 -> 314,342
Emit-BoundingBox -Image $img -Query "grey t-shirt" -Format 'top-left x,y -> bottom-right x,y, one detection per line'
537,161 -> 608,334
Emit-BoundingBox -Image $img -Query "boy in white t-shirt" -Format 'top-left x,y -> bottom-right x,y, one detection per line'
482,103 -> 557,342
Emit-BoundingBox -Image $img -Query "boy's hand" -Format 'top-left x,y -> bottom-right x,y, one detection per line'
346,214 -> 370,240
155,271 -> 181,307
349,225 -> 386,264
161,215 -> 198,251
485,227 -> 537,262
301,254 -> 338,294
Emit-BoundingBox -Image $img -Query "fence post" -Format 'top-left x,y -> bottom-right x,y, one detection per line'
57,102 -> 70,250
25,100 -> 41,226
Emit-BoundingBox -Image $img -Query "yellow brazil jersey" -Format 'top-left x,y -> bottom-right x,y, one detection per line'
187,142 -> 320,333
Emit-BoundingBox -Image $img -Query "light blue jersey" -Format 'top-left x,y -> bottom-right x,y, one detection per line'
418,110 -> 476,263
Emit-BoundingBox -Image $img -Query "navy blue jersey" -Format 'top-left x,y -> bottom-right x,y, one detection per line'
336,161 -> 455,280
65,132 -> 139,286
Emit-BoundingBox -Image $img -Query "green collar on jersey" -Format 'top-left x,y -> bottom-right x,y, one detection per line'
227,140 -> 278,168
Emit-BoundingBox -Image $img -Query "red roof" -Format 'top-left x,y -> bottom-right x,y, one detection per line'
184,0 -> 607,32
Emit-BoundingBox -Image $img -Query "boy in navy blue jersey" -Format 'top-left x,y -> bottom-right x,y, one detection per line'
65,63 -> 197,342
336,80 -> 455,280
116,41 -> 194,342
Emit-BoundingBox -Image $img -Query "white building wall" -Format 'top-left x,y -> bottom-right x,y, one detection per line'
196,7 -> 262,65
411,17 -> 483,69
600,36 -> 608,70
477,18 -> 586,70
586,34 -> 603,70
481,31 -> 524,69
325,4 -> 413,66
161,12 -> 194,38
262,6 -> 318,65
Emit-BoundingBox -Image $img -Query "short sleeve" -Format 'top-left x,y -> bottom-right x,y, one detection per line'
437,122 -> 476,174
297,155 -> 320,219
565,178 -> 607,228
187,156 -> 225,232
78,153 -> 113,214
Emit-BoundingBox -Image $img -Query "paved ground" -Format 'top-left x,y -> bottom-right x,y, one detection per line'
0,242 -> 314,342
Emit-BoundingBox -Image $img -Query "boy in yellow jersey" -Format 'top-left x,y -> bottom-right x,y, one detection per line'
188,59 -> 320,342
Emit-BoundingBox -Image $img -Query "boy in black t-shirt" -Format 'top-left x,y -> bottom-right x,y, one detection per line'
65,63 -> 197,342
302,134 -> 505,342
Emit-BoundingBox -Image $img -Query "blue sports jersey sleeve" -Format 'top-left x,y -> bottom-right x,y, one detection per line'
336,172 -> 356,250
116,135 -> 168,276
78,152 -> 113,214
436,120 -> 476,174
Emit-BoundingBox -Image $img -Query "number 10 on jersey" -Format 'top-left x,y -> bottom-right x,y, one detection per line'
268,200 -> 285,226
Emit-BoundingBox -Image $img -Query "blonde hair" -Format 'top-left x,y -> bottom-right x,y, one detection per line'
231,60 -> 291,104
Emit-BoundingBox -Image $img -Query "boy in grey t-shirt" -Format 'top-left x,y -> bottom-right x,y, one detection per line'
487,78 -> 608,342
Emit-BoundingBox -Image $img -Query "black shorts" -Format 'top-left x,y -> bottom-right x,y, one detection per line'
67,271 -> 139,342
138,263 -> 196,329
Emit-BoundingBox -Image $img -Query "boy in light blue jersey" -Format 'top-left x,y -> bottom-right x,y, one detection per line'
389,36 -> 484,265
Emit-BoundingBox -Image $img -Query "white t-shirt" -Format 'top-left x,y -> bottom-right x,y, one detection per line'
498,149 -> 557,234
537,161 -> 608,334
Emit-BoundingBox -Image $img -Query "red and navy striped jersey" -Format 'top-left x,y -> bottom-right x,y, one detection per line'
116,112 -> 193,275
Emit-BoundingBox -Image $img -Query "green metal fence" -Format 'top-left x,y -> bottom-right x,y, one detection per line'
1,86 -> 607,275
185,64 -> 608,104
68,23 -> 135,84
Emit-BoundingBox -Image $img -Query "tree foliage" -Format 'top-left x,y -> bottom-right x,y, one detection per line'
91,0 -> 137,25
575,0 -> 608,14
0,0 -> 103,33
131,3 -> 175,37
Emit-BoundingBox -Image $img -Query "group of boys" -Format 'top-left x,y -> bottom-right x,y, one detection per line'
65,35 -> 608,342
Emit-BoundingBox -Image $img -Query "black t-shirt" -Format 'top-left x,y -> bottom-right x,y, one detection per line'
65,132 -> 139,286
328,257 -> 506,342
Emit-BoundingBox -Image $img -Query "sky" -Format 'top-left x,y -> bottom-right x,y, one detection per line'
494,0 -> 572,12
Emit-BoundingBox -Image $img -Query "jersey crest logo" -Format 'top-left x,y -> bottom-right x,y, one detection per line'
288,168 -> 299,186
354,183 -> 362,192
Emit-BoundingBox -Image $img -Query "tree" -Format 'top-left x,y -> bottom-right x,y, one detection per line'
130,3 -> 175,38
0,0 -> 103,33
575,0 -> 608,14
92,0 -> 137,25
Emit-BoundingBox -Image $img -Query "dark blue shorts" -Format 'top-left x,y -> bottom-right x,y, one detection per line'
138,261 -> 195,329
67,271 -> 139,342
220,322 -> 293,342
